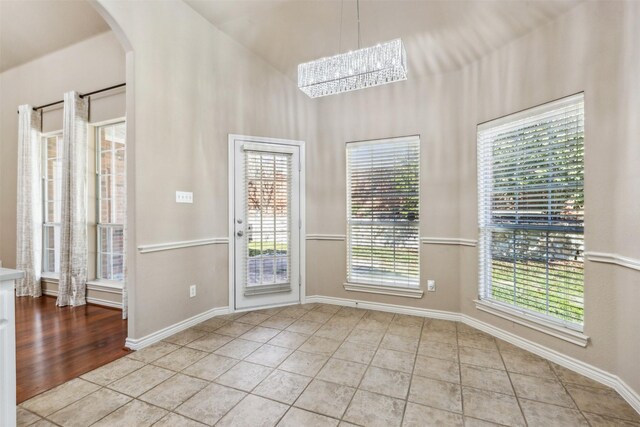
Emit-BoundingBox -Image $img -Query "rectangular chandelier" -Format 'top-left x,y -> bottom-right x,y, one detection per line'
298,38 -> 407,98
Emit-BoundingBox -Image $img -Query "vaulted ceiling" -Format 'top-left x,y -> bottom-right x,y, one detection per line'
186,0 -> 581,80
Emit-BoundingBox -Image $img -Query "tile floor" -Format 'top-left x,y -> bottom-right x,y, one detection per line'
17,303 -> 640,426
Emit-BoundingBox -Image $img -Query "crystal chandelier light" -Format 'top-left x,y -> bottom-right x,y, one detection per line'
297,0 -> 407,98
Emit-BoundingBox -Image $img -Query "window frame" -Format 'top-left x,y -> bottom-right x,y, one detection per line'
476,93 -> 588,344
345,135 -> 421,294
41,131 -> 64,276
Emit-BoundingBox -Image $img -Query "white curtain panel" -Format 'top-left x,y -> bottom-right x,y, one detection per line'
57,92 -> 88,307
16,105 -> 42,297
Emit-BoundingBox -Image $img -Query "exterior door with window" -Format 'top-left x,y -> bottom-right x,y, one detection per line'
231,136 -> 302,310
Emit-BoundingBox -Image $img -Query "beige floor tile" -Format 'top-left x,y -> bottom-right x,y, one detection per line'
510,373 -> 575,407
414,355 -> 460,384
402,402 -> 464,427
462,387 -> 525,426
181,353 -> 238,381
501,350 -> 556,379
139,373 -> 208,410
257,306 -> 286,316
333,341 -> 377,364
245,343 -> 294,367
236,312 -> 272,325
460,364 -> 514,395
457,331 -> 498,351
28,420 -> 57,427
582,412 -> 640,426
386,322 -> 422,338
360,366 -> 411,399
356,318 -> 390,332
426,319 -> 458,332
215,360 -> 273,391
316,358 -> 367,387
551,363 -> 610,389
128,342 -> 180,364
278,306 -> 309,319
315,304 -> 342,314
287,319 -> 323,334
175,383 -> 246,425
215,321 -> 255,337
261,316 -> 296,330
193,316 -> 228,332
392,314 -> 424,327
108,365 -> 175,398
326,315 -> 360,329
371,348 -> 415,373
214,338 -> 262,359
295,379 -> 355,418
421,329 -> 458,345
364,310 -> 395,323
81,357 -> 145,386
17,406 -> 41,427
92,399 -> 167,427
519,399 -> 588,427
153,412 -> 207,426
185,333 -> 233,352
163,328 -> 207,346
152,346 -> 208,371
240,326 -> 281,343
417,341 -> 459,362
277,407 -> 339,427
298,335 -> 342,355
22,378 -> 101,416
463,417 -> 504,427
334,307 -> 367,319
314,325 -> 353,341
301,310 -> 334,323
409,375 -> 462,413
253,369 -> 312,404
280,350 -> 329,376
218,312 -> 246,321
459,346 -> 504,370
380,333 -> 419,353
343,390 -> 405,427
268,330 -> 310,349
217,394 -> 288,427
566,383 -> 640,422
346,328 -> 385,347
48,388 -> 131,427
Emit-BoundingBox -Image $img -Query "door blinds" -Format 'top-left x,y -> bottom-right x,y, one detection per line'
347,136 -> 420,288
477,94 -> 585,329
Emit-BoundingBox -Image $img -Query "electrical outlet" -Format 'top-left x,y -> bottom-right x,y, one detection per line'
427,280 -> 436,292
176,191 -> 193,204
189,284 -> 197,298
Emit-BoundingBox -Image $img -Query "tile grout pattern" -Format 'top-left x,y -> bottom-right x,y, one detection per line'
18,302 -> 640,427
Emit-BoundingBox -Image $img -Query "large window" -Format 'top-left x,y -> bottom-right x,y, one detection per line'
42,133 -> 63,274
346,136 -> 420,288
477,94 -> 584,330
97,122 -> 126,280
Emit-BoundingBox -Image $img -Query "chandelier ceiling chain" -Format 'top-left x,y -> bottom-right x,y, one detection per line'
297,0 -> 408,98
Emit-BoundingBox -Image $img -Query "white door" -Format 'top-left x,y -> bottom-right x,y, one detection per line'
231,136 -> 302,310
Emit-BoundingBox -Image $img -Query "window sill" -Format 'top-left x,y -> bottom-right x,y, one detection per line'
343,282 -> 424,299
474,299 -> 589,347
40,275 -> 123,294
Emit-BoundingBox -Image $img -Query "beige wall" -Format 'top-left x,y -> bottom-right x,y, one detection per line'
0,31 -> 125,268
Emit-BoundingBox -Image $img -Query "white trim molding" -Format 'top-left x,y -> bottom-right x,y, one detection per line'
343,282 -> 424,299
125,306 -> 230,350
42,288 -> 123,310
306,234 -> 346,241
586,251 -> 640,272
421,237 -> 477,247
138,237 -> 228,254
305,294 -> 640,414
474,299 -> 589,347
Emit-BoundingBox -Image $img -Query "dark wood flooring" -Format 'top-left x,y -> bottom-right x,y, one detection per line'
15,295 -> 129,403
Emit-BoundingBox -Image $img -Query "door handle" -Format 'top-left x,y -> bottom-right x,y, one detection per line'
237,230 -> 244,237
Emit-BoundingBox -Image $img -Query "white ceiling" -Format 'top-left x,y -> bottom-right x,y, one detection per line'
0,0 -> 110,73
186,0 -> 581,80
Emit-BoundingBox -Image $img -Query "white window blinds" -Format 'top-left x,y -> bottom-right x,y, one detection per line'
477,93 -> 585,330
347,136 -> 420,288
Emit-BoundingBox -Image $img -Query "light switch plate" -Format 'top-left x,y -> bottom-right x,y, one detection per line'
176,191 -> 193,204
427,280 -> 436,292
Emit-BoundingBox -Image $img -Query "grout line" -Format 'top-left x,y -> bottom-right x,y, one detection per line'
497,337 -> 530,427
399,314 -> 426,425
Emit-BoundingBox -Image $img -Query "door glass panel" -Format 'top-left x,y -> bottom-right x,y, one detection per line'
245,150 -> 291,292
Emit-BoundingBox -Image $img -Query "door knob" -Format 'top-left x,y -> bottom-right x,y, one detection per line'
237,230 -> 244,237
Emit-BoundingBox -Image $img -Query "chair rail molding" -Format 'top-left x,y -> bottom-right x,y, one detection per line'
138,237 -> 229,254
306,234 -> 346,241
421,237 -> 477,247
585,251 -> 640,272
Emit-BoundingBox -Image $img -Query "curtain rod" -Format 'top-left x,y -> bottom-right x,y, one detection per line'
16,83 -> 126,114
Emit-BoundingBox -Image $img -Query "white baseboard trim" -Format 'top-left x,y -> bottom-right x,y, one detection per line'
585,251 -> 640,272
42,289 -> 122,309
125,305 -> 230,350
305,294 -> 640,414
420,237 -> 478,247
138,237 -> 229,254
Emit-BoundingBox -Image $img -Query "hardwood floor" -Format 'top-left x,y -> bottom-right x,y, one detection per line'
15,295 -> 129,403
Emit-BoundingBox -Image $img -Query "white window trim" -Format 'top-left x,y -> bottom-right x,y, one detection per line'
475,299 -> 589,347
40,274 -> 123,293
344,282 -> 424,299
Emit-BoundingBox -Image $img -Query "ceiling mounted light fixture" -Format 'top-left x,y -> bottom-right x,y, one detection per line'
297,0 -> 407,98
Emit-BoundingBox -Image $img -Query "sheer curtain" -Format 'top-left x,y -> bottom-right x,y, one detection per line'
16,105 -> 42,297
57,92 -> 88,307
